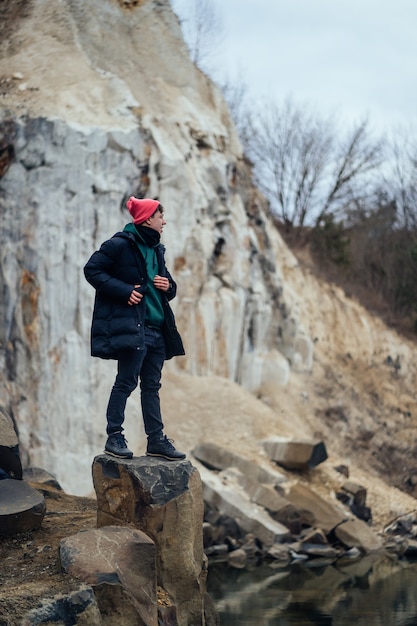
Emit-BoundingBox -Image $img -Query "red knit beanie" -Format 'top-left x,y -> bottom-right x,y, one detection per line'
126,197 -> 160,224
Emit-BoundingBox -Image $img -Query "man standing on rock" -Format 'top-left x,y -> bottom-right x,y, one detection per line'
84,197 -> 186,461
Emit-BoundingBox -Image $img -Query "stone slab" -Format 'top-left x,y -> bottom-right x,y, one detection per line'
286,482 -> 347,533
262,437 -> 328,470
192,442 -> 286,485
334,519 -> 383,553
0,478 -> 46,537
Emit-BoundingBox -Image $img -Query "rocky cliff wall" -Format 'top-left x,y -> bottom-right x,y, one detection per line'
0,0 -> 312,494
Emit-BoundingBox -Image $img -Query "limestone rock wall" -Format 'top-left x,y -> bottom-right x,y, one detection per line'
0,0 -> 312,494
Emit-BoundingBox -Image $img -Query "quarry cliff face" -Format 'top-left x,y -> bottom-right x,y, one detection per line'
2,0 -> 417,501
0,0 -> 312,494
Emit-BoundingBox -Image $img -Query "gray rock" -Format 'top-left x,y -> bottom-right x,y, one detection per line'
92,455 -> 214,626
198,463 -> 291,547
292,541 -> 341,559
60,526 -> 157,626
262,436 -> 328,470
228,548 -> 248,568
21,585 -> 102,626
0,478 -> 45,537
23,466 -> 63,490
192,442 -> 286,485
334,519 -> 384,553
266,542 -> 291,562
285,482 -> 347,533
341,481 -> 367,507
384,512 -> 417,536
217,466 -> 287,511
403,538 -> 417,557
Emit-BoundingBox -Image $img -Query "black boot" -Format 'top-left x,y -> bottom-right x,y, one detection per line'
146,435 -> 186,461
104,432 -> 133,459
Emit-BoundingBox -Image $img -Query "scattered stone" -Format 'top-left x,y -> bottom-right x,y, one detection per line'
198,463 -> 291,548
216,467 -> 287,514
205,543 -> 229,557
262,436 -> 328,470
0,478 -> 46,537
228,548 -> 247,568
402,538 -> 417,557
203,521 -> 215,548
292,527 -> 342,559
342,546 -> 362,560
60,526 -> 157,626
333,519 -> 383,553
336,481 -> 372,523
23,467 -> 63,490
285,483 -> 347,533
300,527 -> 328,545
291,541 -> 340,560
266,543 -> 291,562
384,512 -> 417,536
205,509 -> 243,546
192,442 -> 286,486
334,464 -> 350,478
20,586 -> 102,626
384,536 -> 409,557
340,481 -> 367,507
240,533 -> 262,560
350,502 -> 372,523
270,501 -> 314,536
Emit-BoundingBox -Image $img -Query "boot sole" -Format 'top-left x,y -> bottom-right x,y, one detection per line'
146,451 -> 186,461
104,448 -> 133,459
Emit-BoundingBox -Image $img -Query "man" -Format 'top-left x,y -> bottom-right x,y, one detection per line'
84,197 -> 186,461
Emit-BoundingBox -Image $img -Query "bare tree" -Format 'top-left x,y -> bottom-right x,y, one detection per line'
315,120 -> 384,227
383,125 -> 417,229
171,0 -> 223,75
244,97 -> 383,229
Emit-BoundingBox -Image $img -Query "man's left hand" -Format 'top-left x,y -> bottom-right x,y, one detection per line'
154,275 -> 169,291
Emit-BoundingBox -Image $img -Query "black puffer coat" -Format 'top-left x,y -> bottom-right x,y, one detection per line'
83,231 -> 185,360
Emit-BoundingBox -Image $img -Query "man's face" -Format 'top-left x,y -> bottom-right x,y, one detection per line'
145,210 -> 166,234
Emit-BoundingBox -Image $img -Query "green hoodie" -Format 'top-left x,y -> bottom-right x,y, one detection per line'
124,223 -> 165,328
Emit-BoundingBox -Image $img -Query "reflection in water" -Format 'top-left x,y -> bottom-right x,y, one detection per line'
207,556 -> 417,625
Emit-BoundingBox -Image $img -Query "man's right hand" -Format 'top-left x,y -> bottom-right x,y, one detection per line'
128,285 -> 143,306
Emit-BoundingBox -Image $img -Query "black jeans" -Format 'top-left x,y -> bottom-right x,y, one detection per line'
106,327 -> 166,439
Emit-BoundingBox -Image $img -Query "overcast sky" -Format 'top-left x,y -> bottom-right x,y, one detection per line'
172,0 -> 417,133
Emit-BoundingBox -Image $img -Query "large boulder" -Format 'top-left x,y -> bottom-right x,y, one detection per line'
60,526 -> 157,626
334,519 -> 384,553
0,478 -> 45,537
92,455 -> 216,626
285,483 -> 347,533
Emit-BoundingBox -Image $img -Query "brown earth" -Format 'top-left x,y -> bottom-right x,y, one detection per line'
0,484 -> 97,624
